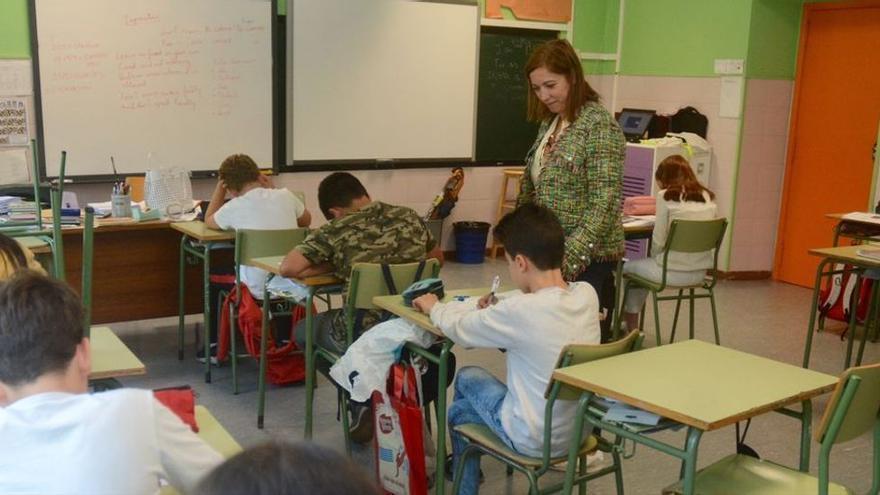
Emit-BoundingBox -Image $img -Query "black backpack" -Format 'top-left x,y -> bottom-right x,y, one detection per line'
669,106 -> 708,138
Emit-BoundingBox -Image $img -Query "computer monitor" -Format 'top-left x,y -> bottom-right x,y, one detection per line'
617,108 -> 655,142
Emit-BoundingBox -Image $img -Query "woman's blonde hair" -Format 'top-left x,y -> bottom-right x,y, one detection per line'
524,39 -> 599,123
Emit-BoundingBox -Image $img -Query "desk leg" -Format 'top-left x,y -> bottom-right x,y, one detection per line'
304,289 -> 316,439
856,282 -> 879,365
679,427 -> 703,495
804,258 -> 832,368
177,236 -> 187,361
563,393 -> 592,494
844,273 -> 863,369
433,341 -> 452,495
799,400 -> 812,472
257,280 -> 271,429
203,244 -> 212,384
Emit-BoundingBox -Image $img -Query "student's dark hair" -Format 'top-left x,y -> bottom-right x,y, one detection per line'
654,155 -> 715,203
0,233 -> 28,271
0,272 -> 84,386
317,172 -> 370,220
524,39 -> 600,123
219,154 -> 261,192
195,441 -> 381,495
493,203 -> 565,270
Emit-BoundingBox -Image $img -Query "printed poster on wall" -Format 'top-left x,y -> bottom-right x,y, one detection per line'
0,98 -> 28,146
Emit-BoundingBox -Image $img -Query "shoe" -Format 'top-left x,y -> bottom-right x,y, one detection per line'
550,450 -> 607,473
348,404 -> 374,444
196,343 -> 219,365
443,454 -> 484,483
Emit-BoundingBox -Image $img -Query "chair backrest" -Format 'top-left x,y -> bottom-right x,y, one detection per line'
234,228 -> 310,281
665,218 -> 728,254
815,363 -> 880,444
549,329 -> 644,401
347,259 -> 441,310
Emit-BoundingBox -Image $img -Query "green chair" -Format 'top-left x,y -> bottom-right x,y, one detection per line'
617,218 -> 727,346
451,329 -> 645,495
303,259 -> 441,453
221,227 -> 309,397
663,363 -> 880,495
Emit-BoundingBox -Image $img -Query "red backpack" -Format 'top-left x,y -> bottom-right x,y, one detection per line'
818,263 -> 875,331
217,285 -> 309,385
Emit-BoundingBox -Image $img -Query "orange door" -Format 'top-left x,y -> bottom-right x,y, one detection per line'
774,1 -> 880,287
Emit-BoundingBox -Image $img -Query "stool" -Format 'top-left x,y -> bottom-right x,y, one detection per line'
490,168 -> 524,259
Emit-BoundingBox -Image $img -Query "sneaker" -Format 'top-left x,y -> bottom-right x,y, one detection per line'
550,450 -> 606,473
443,454 -> 484,483
348,404 -> 374,444
196,343 -> 219,365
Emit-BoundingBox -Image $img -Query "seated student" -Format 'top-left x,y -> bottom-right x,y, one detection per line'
204,153 -> 312,299
195,441 -> 380,495
412,204 -> 600,495
0,233 -> 46,279
280,171 -> 442,441
0,273 -> 223,495
620,154 -> 718,332
280,171 -> 442,354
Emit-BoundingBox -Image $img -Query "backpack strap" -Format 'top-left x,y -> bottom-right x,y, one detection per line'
380,264 -> 398,295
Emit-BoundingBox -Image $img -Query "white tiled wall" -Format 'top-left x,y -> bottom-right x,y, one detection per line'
728,79 -> 793,272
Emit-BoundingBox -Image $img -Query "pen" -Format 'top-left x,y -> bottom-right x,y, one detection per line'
489,274 -> 501,301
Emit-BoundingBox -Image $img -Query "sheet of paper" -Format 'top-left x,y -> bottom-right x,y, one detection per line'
0,98 -> 29,145
0,148 -> 30,185
719,76 -> 744,119
0,60 -> 32,96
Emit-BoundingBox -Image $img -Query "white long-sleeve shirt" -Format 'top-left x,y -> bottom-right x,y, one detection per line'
651,190 -> 718,272
429,282 -> 600,457
0,389 -> 224,495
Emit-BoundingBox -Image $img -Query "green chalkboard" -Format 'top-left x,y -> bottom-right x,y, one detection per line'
475,27 -> 557,163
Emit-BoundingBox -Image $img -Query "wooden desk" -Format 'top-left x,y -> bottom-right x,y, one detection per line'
89,326 -> 146,380
172,221 -> 236,382
826,212 -> 880,245
373,287 -> 487,495
552,340 -> 838,495
248,255 -> 344,430
804,245 -> 880,368
159,405 -> 242,495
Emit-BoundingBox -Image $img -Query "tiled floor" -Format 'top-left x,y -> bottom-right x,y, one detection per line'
114,258 -> 878,494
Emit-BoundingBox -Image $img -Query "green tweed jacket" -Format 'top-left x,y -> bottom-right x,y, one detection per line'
517,101 -> 626,279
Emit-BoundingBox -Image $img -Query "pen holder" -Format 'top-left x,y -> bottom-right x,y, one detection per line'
111,193 -> 132,217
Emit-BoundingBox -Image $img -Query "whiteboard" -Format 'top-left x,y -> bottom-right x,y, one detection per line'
289,0 -> 479,162
34,0 -> 273,177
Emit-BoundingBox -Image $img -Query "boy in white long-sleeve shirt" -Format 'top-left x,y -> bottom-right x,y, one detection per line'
0,273 -> 223,495
413,204 -> 600,494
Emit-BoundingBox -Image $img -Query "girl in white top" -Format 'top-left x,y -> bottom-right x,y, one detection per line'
621,155 -> 718,332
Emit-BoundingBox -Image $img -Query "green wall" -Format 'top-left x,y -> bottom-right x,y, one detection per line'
618,0 -> 752,77
0,0 -> 30,59
746,0 -> 803,79
573,0 -> 619,75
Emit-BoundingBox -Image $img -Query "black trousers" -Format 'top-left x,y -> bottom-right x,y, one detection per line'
576,260 -> 618,343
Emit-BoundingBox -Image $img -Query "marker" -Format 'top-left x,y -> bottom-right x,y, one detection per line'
488,274 -> 501,303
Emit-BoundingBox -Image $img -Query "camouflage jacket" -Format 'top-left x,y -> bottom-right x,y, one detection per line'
295,201 -> 436,346
517,101 -> 626,279
295,201 -> 436,285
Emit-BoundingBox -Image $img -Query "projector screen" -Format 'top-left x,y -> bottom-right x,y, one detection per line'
288,0 -> 479,163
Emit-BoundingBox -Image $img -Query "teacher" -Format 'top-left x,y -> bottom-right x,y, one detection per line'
517,39 -> 625,341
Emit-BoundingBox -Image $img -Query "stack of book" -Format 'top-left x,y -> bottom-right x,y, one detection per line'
7,201 -> 38,222
0,196 -> 22,216
60,208 -> 82,226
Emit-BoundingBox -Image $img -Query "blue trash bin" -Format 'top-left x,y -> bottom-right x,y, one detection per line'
453,221 -> 491,264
